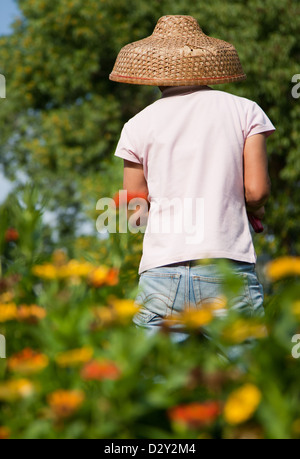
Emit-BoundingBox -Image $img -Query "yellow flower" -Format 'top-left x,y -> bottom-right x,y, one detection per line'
222,319 -> 268,343
59,260 -> 95,278
8,349 -> 49,375
0,379 -> 35,401
55,347 -> 94,368
108,297 -> 140,320
88,266 -> 109,286
224,384 -> 262,425
32,263 -> 58,279
48,390 -> 85,419
0,303 -> 17,322
179,308 -> 214,328
265,256 -> 300,281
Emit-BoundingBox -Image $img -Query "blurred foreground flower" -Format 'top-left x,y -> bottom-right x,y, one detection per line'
163,308 -> 213,332
8,349 -> 49,375
55,347 -> 94,368
93,297 -> 140,328
4,227 -> 19,242
88,266 -> 119,287
265,256 -> 300,281
168,401 -> 221,429
48,390 -> 85,419
0,427 -> 11,439
81,359 -> 121,381
32,257 -> 119,287
0,379 -> 35,401
113,191 -> 148,208
222,319 -> 268,344
17,304 -> 46,323
224,384 -> 262,425
0,303 -> 17,322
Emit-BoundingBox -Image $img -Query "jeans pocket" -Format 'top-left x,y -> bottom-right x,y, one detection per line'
191,273 -> 252,317
134,271 -> 181,321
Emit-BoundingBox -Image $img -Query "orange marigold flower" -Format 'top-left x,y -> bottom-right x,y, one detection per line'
0,303 -> 17,322
17,304 -> 46,323
113,191 -> 149,208
168,401 -> 221,429
5,228 -> 19,242
47,390 -> 85,419
88,266 -> 119,288
105,267 -> 119,286
81,359 -> 121,381
8,348 -> 49,375
0,426 -> 11,439
55,347 -> 94,368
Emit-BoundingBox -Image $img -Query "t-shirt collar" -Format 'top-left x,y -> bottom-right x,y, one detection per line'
161,85 -> 213,99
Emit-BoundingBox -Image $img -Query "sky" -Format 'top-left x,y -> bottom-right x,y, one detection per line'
0,0 -> 21,204
0,0 -> 20,35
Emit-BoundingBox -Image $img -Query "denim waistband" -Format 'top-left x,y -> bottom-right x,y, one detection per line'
158,258 -> 256,274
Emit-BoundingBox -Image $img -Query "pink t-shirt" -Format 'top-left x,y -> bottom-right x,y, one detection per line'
114,86 -> 276,274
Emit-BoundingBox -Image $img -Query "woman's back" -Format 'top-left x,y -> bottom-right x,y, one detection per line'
115,86 -> 275,274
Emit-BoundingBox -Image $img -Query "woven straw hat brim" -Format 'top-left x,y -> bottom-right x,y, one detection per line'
110,15 -> 246,86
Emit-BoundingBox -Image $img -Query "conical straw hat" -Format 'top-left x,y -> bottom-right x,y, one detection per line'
109,15 -> 246,86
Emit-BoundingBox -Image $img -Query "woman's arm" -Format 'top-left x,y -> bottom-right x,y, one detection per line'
243,133 -> 271,219
123,159 -> 149,196
123,160 -> 150,226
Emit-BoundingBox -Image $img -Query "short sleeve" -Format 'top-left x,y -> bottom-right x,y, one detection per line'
114,122 -> 142,164
245,102 -> 276,139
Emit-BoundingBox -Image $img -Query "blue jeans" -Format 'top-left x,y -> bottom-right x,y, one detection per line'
132,259 -> 264,344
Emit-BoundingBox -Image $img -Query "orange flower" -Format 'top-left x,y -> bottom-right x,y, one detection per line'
8,349 -> 49,375
81,360 -> 121,381
113,191 -> 148,208
168,401 -> 221,429
17,304 -> 47,323
48,390 -> 85,419
105,267 -> 119,286
0,426 -> 10,439
5,228 -> 19,242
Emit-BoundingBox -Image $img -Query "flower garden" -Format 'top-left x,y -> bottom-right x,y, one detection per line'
0,186 -> 300,440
